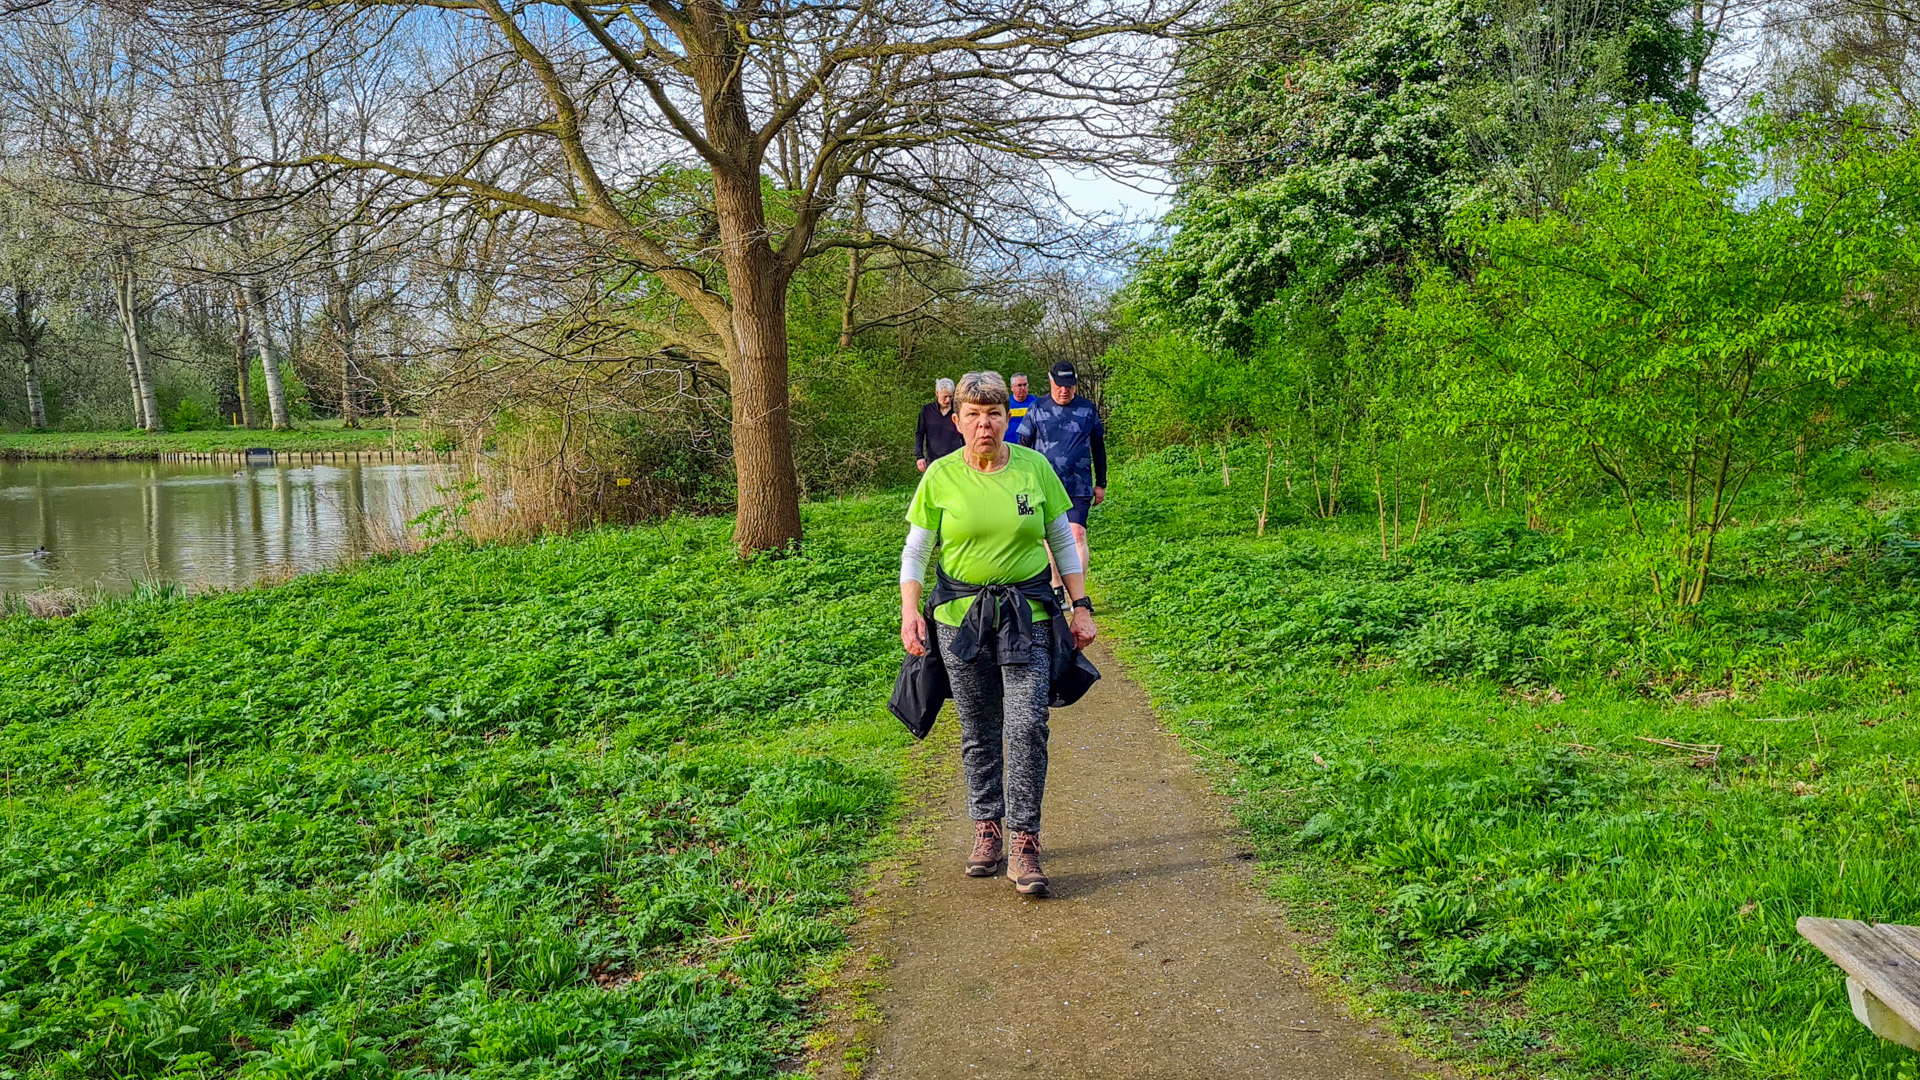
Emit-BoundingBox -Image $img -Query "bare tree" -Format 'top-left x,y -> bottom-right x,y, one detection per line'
0,185 -> 66,429
1456,0 -> 1650,213
0,8 -> 178,430
150,0 -> 1185,552
1766,0 -> 1920,134
153,23 -> 333,430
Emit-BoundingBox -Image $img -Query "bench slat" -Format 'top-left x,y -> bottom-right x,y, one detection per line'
1798,917 -> 1920,1034
1879,924 -> 1920,967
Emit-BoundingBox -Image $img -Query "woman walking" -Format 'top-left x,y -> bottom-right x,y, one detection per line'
900,371 -> 1098,897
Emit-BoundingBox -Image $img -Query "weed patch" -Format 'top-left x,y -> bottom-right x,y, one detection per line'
1100,446 -> 1920,1079
0,499 -> 913,1078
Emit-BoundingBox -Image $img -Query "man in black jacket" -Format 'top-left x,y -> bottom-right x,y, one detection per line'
914,377 -> 964,471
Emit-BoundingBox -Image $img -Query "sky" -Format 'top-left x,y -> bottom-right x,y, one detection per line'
1052,166 -> 1172,228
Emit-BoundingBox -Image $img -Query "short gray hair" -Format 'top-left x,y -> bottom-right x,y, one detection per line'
935,377 -> 955,394
954,370 -> 1009,408
1011,372 -> 1030,382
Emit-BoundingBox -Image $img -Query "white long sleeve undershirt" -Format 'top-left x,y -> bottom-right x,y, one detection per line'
900,512 -> 1081,586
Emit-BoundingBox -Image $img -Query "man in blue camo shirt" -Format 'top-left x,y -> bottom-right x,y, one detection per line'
1018,360 -> 1107,589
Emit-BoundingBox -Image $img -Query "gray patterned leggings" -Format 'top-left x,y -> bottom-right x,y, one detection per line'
937,622 -> 1052,834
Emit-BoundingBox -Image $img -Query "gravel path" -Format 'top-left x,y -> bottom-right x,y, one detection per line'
848,639 -> 1438,1080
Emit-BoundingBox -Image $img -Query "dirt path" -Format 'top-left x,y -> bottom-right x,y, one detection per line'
847,640 -> 1436,1080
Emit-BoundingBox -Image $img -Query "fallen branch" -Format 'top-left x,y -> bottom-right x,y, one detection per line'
1635,735 -> 1721,768
1635,736 -> 1721,753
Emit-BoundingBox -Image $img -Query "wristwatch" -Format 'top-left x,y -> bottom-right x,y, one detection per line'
1071,597 -> 1095,616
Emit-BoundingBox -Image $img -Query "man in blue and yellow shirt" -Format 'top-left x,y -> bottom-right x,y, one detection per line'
1005,373 -> 1037,444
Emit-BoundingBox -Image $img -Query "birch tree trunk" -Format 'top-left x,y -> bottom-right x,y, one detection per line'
110,259 -> 163,432
20,350 -> 48,429
246,283 -> 291,430
13,285 -> 48,429
232,288 -> 254,428
113,294 -> 144,430
118,329 -> 145,429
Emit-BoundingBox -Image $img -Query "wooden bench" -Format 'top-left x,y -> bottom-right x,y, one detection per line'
1798,916 -> 1920,1051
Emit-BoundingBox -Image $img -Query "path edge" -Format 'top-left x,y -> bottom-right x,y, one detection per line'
789,719 -> 960,1079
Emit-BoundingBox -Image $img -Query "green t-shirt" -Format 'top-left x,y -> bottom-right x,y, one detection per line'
907,444 -> 1074,626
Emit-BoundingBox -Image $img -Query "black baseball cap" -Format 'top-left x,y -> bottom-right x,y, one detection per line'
1049,360 -> 1078,386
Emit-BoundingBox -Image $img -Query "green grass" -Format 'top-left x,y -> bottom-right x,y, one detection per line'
1097,441 -> 1920,1080
0,496 -> 915,1079
0,421 -> 436,459
13,425 -> 1920,1080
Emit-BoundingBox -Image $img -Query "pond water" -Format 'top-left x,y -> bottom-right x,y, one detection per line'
0,458 -> 454,598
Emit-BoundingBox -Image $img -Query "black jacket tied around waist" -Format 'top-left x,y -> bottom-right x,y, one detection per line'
888,566 -> 1101,739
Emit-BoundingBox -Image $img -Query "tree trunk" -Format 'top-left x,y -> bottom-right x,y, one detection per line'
232,289 -> 254,428
110,274 -> 144,429
837,182 -> 868,350
714,166 -> 802,555
332,281 -> 359,428
1373,465 -> 1389,562
1391,464 -> 1402,552
837,245 -> 863,350
119,324 -> 145,430
20,348 -> 47,430
1257,435 -> 1275,537
1688,0 -> 1706,101
726,281 -> 802,553
13,286 -> 47,429
246,284 -> 291,430
110,261 -> 163,432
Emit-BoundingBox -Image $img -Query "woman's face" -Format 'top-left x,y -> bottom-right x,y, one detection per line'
954,400 -> 1009,456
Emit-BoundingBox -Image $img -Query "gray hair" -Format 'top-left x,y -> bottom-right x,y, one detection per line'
935,377 -> 955,394
954,370 -> 1010,408
1011,372 -> 1030,382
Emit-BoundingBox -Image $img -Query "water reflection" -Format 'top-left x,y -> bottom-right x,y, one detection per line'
0,459 -> 452,597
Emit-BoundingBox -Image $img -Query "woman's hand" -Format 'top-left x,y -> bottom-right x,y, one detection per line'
1071,608 -> 1097,650
902,608 -> 930,656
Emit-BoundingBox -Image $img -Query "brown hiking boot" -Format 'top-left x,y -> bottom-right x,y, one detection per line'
1007,831 -> 1048,896
967,819 -> 1004,877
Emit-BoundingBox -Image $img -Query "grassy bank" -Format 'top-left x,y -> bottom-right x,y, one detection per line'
0,498 -> 913,1079
1097,442 -> 1920,1080
0,422 -> 435,460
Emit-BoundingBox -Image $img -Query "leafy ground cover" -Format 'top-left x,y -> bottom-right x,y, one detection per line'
0,422 -> 434,459
1097,441 -> 1920,1080
0,497 -> 913,1079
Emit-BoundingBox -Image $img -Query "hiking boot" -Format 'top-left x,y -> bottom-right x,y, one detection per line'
967,819 -> 1004,877
1007,831 -> 1048,896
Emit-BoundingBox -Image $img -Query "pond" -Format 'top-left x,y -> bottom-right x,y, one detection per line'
0,458 -> 454,598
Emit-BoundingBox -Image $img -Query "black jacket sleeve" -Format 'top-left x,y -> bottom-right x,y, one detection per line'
914,406 -> 928,460
1091,425 -> 1108,488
